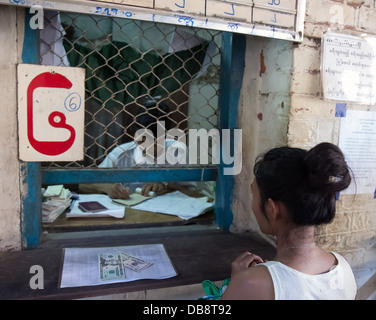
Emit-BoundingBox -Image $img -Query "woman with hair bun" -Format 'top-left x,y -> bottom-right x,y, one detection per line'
222,142 -> 357,300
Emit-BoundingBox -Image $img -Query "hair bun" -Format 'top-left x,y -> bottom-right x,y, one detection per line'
303,142 -> 351,194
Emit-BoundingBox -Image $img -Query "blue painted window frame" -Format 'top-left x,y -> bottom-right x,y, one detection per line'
20,9 -> 246,249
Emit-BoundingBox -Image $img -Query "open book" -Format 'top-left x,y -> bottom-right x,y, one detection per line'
112,190 -> 152,207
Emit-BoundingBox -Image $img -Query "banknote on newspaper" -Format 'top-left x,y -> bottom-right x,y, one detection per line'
98,251 -> 126,281
120,251 -> 153,273
98,250 -> 153,281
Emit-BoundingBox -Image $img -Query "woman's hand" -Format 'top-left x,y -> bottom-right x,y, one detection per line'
231,251 -> 265,278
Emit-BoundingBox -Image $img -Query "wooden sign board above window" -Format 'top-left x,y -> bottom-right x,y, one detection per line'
5,0 -> 306,42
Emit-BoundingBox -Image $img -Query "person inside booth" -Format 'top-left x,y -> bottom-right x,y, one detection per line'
79,98 -> 195,199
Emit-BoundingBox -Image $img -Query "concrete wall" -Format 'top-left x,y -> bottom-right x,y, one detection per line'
0,6 -> 22,251
231,36 -> 293,234
289,0 -> 376,270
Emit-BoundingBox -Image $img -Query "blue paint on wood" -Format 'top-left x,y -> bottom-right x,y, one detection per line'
22,12 -> 40,64
20,162 -> 42,249
215,32 -> 246,231
42,168 -> 217,184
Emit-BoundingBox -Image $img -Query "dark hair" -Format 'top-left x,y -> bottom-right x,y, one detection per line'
253,142 -> 351,226
129,99 -> 172,137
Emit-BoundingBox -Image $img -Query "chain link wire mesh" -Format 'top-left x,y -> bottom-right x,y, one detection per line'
40,10 -> 222,169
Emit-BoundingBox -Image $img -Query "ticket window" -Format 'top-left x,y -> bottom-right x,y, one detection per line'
20,2 -> 304,247
20,10 -> 241,238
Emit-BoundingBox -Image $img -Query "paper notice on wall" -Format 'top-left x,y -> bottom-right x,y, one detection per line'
322,32 -> 376,105
338,110 -> 376,194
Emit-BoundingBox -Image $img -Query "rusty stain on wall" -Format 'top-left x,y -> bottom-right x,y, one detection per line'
259,50 -> 266,77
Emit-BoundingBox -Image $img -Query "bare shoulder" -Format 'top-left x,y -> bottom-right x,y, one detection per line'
221,265 -> 274,300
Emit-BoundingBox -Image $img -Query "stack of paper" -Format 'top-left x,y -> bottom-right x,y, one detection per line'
42,185 -> 72,223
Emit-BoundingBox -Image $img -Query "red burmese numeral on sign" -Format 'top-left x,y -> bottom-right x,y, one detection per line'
27,72 -> 75,156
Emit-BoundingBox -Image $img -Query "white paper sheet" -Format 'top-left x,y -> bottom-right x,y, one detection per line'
60,244 -> 177,288
168,28 -> 206,53
322,32 -> 376,105
339,110 -> 376,194
131,191 -> 213,220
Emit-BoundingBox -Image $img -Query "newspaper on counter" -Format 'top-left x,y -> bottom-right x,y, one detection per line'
60,244 -> 177,288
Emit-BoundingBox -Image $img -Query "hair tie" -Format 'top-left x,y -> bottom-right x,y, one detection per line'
328,176 -> 342,183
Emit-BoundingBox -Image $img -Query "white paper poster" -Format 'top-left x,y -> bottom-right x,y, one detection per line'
18,64 -> 85,161
338,110 -> 376,194
322,32 -> 376,105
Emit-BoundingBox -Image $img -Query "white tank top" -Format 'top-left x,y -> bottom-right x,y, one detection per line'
258,252 -> 357,300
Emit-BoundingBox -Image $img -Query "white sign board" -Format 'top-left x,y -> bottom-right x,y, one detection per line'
338,110 -> 376,195
322,32 -> 376,105
3,0 -> 306,42
18,64 -> 85,161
